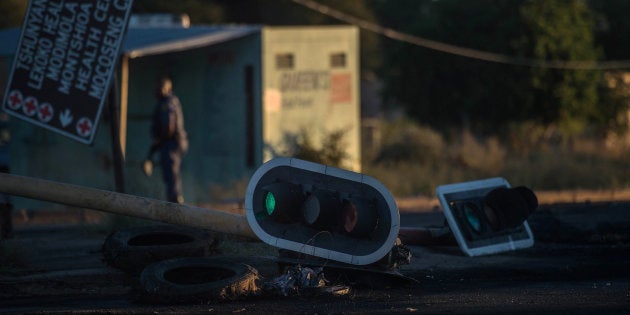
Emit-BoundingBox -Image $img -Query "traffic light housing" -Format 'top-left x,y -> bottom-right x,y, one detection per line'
436,177 -> 537,257
245,157 -> 400,265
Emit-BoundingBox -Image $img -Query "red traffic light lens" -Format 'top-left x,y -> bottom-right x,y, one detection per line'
341,198 -> 377,237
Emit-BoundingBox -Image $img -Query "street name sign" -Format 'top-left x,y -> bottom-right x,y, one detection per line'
2,0 -> 133,144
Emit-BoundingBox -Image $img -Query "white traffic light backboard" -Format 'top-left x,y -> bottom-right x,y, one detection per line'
437,177 -> 535,257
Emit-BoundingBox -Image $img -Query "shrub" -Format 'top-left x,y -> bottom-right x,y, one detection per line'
373,120 -> 445,166
448,129 -> 505,175
282,128 -> 349,168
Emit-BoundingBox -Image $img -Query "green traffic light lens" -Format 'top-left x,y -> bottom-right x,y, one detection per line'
463,203 -> 481,232
264,191 -> 276,215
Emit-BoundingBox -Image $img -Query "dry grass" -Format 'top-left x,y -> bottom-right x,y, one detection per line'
363,121 -> 630,198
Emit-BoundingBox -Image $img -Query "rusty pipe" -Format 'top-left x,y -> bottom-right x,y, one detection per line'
0,173 -> 255,239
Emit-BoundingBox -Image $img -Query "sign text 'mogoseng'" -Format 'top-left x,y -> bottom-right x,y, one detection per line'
2,0 -> 132,144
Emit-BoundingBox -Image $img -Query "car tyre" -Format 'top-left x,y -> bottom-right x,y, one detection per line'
102,224 -> 217,275
138,257 -> 259,303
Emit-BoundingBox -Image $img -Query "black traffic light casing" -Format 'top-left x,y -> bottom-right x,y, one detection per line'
245,157 -> 400,265
436,177 -> 536,257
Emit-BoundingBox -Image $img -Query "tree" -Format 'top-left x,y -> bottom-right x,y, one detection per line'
590,0 -> 630,135
282,128 -> 349,168
373,0 -> 627,138
374,0 -> 530,134
589,0 -> 630,60
518,0 -> 603,137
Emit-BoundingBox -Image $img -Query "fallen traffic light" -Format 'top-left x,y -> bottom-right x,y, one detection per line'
436,177 -> 537,256
245,157 -> 400,265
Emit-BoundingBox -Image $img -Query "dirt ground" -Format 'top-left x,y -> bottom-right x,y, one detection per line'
0,199 -> 629,314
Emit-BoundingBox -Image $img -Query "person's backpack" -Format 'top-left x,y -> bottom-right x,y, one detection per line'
152,99 -> 176,141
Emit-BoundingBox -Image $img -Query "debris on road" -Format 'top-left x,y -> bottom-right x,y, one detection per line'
262,264 -> 350,297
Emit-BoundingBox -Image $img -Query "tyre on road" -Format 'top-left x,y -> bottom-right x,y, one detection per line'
102,224 -> 218,275
138,257 -> 259,303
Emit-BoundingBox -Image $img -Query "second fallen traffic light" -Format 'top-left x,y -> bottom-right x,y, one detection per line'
436,177 -> 537,256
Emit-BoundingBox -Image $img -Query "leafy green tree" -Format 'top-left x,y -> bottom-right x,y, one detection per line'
518,0 -> 603,137
373,0 -> 530,134
373,0 -> 627,138
589,0 -> 630,60
283,128 -> 349,168
596,71 -> 630,135
590,0 -> 630,135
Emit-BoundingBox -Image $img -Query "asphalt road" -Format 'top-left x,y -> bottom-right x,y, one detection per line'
0,201 -> 629,314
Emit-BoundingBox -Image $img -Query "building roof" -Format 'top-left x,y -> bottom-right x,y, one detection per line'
0,25 -> 262,59
123,25 -> 261,58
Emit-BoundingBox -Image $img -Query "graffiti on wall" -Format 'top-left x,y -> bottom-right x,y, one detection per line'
269,70 -> 350,111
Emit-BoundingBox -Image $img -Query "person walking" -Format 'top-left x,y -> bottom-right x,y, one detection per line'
143,77 -> 189,203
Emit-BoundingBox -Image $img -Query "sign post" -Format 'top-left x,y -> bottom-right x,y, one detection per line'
2,0 -> 133,144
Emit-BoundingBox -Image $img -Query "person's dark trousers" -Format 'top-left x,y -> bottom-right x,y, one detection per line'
0,202 -> 12,239
160,141 -> 183,204
0,166 -> 11,239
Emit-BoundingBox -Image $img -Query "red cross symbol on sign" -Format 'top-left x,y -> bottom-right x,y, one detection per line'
22,96 -> 38,117
7,90 -> 23,110
38,103 -> 54,123
76,117 -> 93,138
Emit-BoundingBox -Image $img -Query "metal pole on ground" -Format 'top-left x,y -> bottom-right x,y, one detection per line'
0,173 -> 255,239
